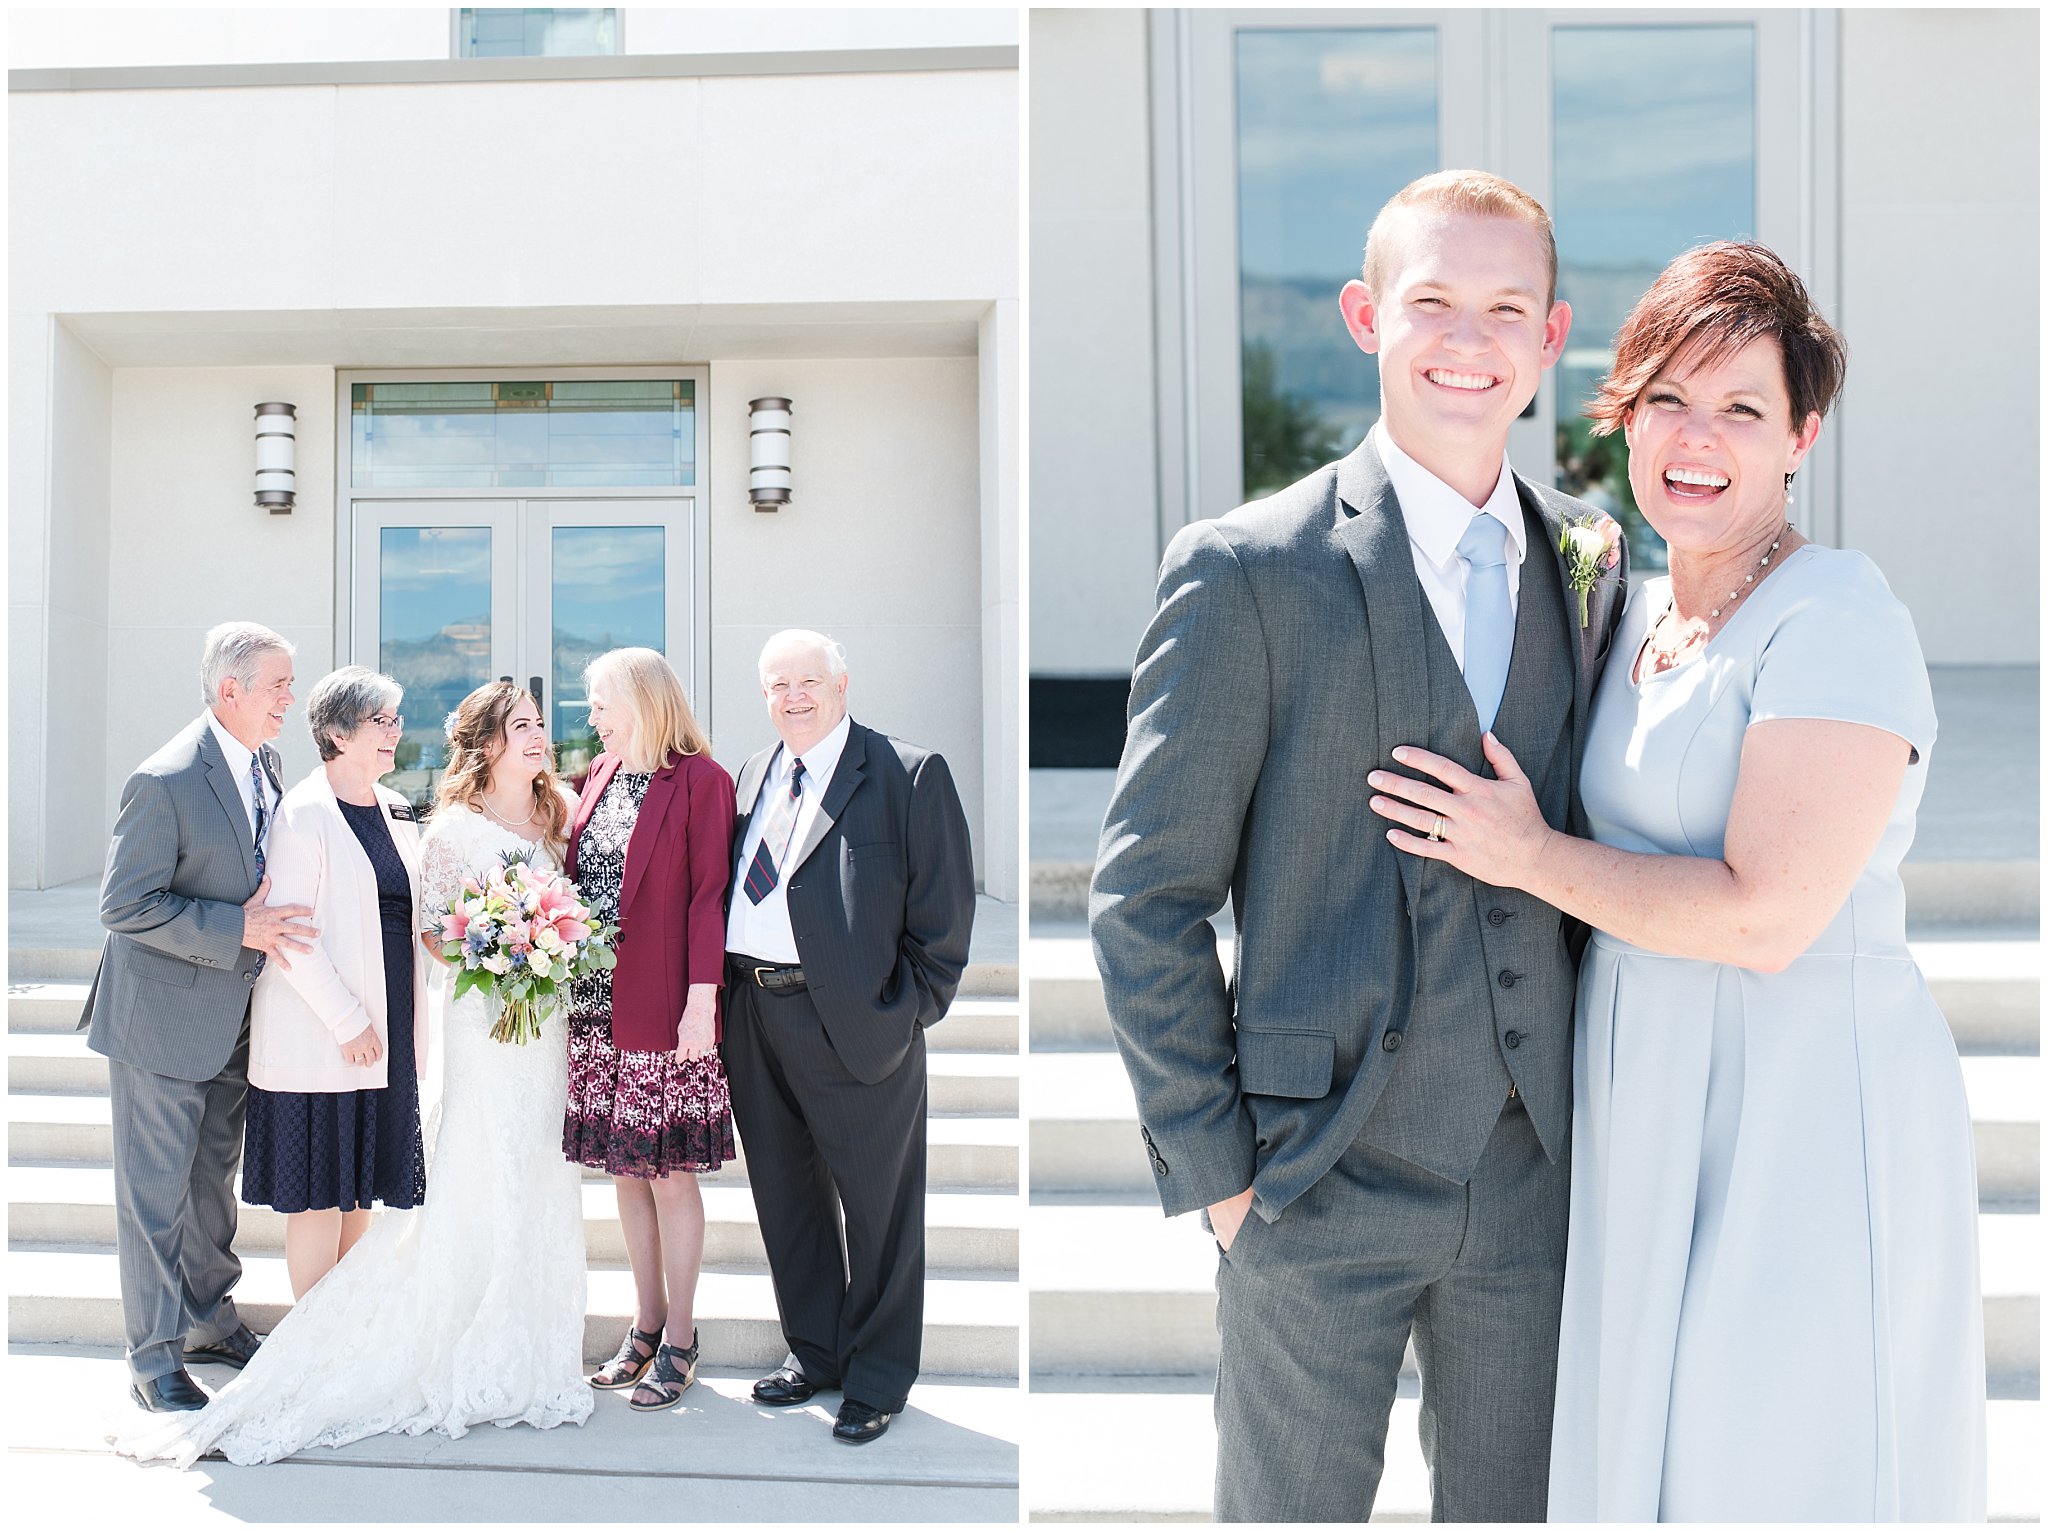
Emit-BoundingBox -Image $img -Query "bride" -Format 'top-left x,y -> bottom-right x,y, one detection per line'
123,681 -> 592,1466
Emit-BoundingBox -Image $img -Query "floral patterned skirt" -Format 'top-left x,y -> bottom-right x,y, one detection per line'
563,1013 -> 736,1179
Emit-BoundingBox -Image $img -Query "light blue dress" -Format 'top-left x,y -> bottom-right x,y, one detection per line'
1548,545 -> 1987,1521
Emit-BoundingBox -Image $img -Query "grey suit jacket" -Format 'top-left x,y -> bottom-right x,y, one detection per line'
1090,437 -> 1626,1220
729,719 -> 976,1085
80,713 -> 281,1083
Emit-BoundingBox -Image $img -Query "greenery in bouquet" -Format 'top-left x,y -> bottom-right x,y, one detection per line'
429,851 -> 617,1044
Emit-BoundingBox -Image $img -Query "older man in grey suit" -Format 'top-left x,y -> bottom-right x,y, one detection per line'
81,621 -> 319,1411
1092,172 -> 1627,1520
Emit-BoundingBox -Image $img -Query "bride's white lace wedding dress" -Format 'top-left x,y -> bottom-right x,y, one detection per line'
121,808 -> 592,1466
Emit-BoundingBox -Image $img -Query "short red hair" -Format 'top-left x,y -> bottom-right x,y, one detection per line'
1588,241 -> 1845,437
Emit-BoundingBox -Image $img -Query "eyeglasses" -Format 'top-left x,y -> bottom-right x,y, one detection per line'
367,714 -> 405,733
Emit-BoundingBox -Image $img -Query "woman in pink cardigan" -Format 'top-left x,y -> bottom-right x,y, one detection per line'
244,667 -> 427,1298
562,648 -> 737,1411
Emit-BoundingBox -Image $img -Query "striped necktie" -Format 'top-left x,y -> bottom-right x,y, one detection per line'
742,758 -> 806,905
249,751 -> 271,976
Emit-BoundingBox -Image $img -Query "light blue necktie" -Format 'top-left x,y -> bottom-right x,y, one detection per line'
1457,512 -> 1513,732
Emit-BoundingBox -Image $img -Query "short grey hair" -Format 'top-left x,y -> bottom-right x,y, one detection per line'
305,666 -> 403,762
757,628 -> 848,684
199,622 -> 294,707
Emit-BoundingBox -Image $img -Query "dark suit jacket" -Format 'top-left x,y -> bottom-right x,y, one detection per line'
566,749 -> 737,1052
729,719 -> 976,1085
1090,437 -> 1627,1219
81,713 -> 283,1082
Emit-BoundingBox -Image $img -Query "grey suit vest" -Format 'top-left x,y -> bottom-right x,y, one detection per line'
1355,505 -> 1579,1183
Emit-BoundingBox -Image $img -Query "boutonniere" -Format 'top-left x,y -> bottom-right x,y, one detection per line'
1559,513 -> 1623,628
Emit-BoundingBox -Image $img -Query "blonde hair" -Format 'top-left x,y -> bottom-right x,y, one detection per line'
584,648 -> 710,773
1361,169 -> 1558,308
434,680 -> 571,861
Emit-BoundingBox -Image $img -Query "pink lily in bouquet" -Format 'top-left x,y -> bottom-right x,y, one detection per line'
429,851 -> 618,1044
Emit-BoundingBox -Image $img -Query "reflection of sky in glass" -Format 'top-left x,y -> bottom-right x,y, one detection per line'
460,9 -> 617,58
1553,25 -> 1754,572
551,526 -> 665,746
1237,30 -> 1437,493
379,527 -> 493,778
351,382 -> 693,489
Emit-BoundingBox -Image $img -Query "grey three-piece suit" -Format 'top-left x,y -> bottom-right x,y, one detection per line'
79,714 -> 280,1384
1091,437 -> 1625,1521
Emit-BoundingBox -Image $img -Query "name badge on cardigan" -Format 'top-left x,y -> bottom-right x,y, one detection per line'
388,803 -> 417,822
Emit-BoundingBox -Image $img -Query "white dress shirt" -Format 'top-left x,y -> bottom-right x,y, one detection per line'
725,713 -> 853,964
1373,420 -> 1527,669
206,709 -> 278,843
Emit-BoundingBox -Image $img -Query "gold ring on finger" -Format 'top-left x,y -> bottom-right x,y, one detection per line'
1428,816 -> 1446,843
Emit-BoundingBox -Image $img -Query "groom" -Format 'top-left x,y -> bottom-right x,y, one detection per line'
1092,171 -> 1625,1521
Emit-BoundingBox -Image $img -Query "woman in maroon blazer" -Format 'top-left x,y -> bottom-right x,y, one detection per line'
561,648 -> 737,1411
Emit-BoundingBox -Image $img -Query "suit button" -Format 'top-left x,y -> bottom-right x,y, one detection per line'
1504,1029 -> 1524,1049
1488,908 -> 1511,926
1380,1031 -> 1402,1053
1497,969 -> 1520,989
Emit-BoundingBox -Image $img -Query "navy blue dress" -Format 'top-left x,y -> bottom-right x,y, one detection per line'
243,799 -> 426,1213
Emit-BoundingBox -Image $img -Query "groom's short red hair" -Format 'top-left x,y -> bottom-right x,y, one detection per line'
1361,170 -> 1559,309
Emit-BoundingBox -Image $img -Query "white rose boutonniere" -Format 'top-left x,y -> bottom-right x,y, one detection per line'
1559,514 -> 1624,628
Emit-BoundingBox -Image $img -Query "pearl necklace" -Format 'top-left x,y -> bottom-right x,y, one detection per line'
482,790 -> 538,828
1643,522 -> 1790,673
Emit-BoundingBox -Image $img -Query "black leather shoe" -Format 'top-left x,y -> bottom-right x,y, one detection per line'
184,1324 -> 263,1369
832,1400 -> 893,1445
130,1370 -> 209,1412
752,1365 -> 818,1406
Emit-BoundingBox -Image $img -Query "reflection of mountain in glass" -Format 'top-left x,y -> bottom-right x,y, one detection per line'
381,618 -> 492,774
1241,274 -> 1377,498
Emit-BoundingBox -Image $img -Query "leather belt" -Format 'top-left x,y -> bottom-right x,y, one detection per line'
739,962 -> 807,990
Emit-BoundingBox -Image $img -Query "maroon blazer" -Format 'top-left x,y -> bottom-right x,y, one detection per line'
564,749 -> 737,1053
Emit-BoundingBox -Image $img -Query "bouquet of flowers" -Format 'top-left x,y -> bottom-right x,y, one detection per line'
430,852 -> 618,1044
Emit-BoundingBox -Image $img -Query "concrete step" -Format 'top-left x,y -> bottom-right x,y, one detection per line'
11,1348 -> 1018,1519
7,1166 -> 1019,1274
9,1092 -> 1021,1193
1024,1201 -> 2041,1394
8,1247 -> 1021,1376
1028,934 -> 2043,1056
4,1029 -> 1020,1116
10,980 -> 1019,1051
1022,1383 -> 2040,1523
1025,1048 -> 2040,1205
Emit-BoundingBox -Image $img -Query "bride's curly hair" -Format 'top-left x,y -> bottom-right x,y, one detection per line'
434,680 -> 571,862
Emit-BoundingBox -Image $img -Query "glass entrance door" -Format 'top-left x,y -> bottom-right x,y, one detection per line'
351,499 -> 694,805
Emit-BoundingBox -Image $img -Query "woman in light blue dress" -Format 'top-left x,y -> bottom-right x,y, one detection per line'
1368,242 -> 1985,1521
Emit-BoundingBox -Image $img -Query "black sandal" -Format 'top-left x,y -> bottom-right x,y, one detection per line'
627,1329 -> 701,1412
588,1325 -> 661,1390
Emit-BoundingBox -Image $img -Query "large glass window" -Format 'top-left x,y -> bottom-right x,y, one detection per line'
350,380 -> 695,490
1235,29 -> 1438,500
549,524 -> 666,776
378,526 -> 495,801
457,9 -> 618,59
1552,26 -> 1756,572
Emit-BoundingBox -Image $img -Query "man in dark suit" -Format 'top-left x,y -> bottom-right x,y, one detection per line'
724,628 -> 975,1445
81,621 -> 319,1410
1092,172 -> 1626,1520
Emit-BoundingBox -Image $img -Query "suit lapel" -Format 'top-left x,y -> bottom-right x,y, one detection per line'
1514,475 -> 1599,738
783,723 -> 868,877
567,753 -> 621,883
1333,442 -> 1430,917
731,746 -> 777,880
619,758 -> 680,918
197,718 -> 260,884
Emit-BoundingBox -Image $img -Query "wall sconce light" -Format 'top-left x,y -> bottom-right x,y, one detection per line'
748,396 -> 792,510
254,402 -> 297,513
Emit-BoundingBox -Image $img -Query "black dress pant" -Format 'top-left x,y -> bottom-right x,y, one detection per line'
722,965 -> 927,1413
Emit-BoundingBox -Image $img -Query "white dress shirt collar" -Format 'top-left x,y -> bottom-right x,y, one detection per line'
768,712 -> 852,796
1373,420 -> 1526,572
